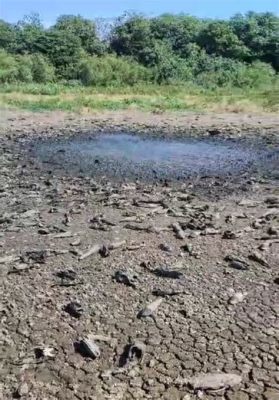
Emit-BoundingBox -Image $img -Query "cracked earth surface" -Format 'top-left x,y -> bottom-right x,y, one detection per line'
0,110 -> 278,400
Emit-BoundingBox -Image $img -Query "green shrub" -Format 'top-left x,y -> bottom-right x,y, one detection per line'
194,57 -> 276,89
30,54 -> 55,83
16,55 -> 33,82
236,61 -> 276,88
78,55 -> 150,86
0,50 -> 18,83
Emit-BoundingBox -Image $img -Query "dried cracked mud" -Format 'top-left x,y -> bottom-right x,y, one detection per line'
0,109 -> 278,400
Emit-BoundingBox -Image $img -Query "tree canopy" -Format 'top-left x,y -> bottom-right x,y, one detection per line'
0,12 -> 278,86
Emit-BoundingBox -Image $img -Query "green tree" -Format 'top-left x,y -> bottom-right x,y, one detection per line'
230,12 -> 279,69
110,14 -> 156,65
0,20 -> 17,51
150,14 -> 202,58
34,30 -> 83,79
53,15 -> 105,55
197,20 -> 249,59
14,13 -> 44,54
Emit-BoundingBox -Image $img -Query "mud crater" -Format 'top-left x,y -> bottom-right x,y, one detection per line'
28,132 -> 278,182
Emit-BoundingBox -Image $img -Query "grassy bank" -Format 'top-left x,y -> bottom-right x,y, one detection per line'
0,83 -> 278,114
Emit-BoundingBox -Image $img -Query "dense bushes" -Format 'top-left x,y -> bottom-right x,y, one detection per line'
78,55 -> 151,86
0,50 -> 55,83
0,50 -> 18,83
0,12 -> 278,88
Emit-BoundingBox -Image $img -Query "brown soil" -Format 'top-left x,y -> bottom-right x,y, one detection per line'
1,108 -> 279,137
0,109 -> 278,400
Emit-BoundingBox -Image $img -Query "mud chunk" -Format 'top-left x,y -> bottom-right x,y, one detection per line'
75,337 -> 100,359
225,255 -> 249,270
208,128 -> 222,136
119,341 -> 145,367
55,269 -> 83,287
265,196 -> 279,205
64,301 -> 83,318
114,270 -> 138,288
138,297 -> 163,321
99,245 -> 110,258
159,243 -> 173,252
34,346 -> 55,359
181,243 -> 193,254
228,292 -> 246,305
152,289 -> 184,297
187,372 -> 242,390
268,226 -> 278,235
22,250 -> 48,264
172,222 -> 185,239
223,230 -> 241,239
16,382 -> 29,397
153,268 -> 183,279
263,389 -> 279,400
0,254 -> 20,264
249,251 -> 269,267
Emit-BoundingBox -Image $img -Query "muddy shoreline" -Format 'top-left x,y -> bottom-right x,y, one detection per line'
2,109 -> 279,198
0,109 -> 278,400
1,108 -> 279,140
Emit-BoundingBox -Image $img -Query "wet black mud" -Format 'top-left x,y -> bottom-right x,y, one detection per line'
28,132 -> 279,184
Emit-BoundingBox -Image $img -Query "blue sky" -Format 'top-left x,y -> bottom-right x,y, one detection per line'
1,0 -> 278,25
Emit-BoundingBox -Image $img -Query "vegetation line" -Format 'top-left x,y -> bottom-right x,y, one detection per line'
0,11 -> 278,112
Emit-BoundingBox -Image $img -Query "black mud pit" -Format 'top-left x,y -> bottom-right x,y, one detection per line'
27,132 -> 278,189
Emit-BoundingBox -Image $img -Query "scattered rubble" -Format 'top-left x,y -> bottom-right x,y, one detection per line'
0,114 -> 278,399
